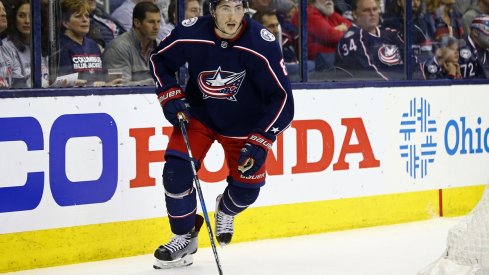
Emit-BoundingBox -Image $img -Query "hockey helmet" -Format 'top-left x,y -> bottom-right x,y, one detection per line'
209,0 -> 249,11
471,15 -> 489,49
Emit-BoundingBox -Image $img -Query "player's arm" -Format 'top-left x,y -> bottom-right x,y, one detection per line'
237,41 -> 294,176
149,28 -> 190,126
308,12 -> 345,46
255,42 -> 294,138
149,30 -> 186,91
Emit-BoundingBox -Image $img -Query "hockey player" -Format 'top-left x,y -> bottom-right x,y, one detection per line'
336,0 -> 407,80
149,0 -> 294,269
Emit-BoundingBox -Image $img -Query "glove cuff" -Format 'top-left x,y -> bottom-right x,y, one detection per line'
247,130 -> 275,151
157,87 -> 185,107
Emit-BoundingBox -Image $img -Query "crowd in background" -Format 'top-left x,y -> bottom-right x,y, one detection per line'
0,0 -> 489,89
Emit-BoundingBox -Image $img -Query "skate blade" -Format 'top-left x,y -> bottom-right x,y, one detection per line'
153,254 -> 193,269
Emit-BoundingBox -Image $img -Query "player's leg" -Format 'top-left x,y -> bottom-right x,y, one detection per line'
215,179 -> 261,246
153,119 -> 215,268
213,136 -> 266,246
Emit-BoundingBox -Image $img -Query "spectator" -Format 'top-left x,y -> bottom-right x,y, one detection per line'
0,0 -> 7,38
253,10 -> 297,62
252,10 -> 305,80
462,0 -> 489,34
58,0 -> 121,87
294,0 -> 352,71
454,0 -> 477,15
276,0 -> 297,22
425,0 -> 464,42
87,0 -> 126,49
156,0 -> 170,23
425,15 -> 489,79
422,36 -> 463,79
276,0 -> 297,30
111,0 -> 155,31
3,0 -> 32,86
249,0 -> 274,12
334,0 -> 354,20
336,0 -> 407,80
103,1 -> 160,85
462,14 -> 489,77
422,32 -> 487,80
383,0 -> 433,62
110,0 -> 126,13
159,0 -> 201,39
0,0 -> 26,88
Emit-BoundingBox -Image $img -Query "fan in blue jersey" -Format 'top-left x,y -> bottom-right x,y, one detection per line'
423,14 -> 489,80
336,0 -> 411,80
469,14 -> 489,77
149,0 -> 294,269
58,0 -> 123,87
422,36 -> 463,79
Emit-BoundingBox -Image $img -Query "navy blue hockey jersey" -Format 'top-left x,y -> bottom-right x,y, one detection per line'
149,15 -> 294,138
422,36 -> 487,79
58,34 -> 105,84
336,25 -> 406,80
458,36 -> 486,79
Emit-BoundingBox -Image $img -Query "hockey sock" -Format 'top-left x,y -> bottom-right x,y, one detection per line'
163,156 -> 197,235
219,184 -> 260,216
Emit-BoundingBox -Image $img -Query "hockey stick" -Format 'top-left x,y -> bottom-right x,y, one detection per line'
177,113 -> 224,275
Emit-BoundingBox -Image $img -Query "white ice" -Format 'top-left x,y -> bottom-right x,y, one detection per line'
5,218 -> 460,275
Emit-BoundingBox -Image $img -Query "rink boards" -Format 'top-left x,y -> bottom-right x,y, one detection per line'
1,85 -> 488,272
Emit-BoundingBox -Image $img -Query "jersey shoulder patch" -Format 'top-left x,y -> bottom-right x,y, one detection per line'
182,17 -> 198,27
459,48 -> 472,60
260,28 -> 276,42
427,64 -> 438,74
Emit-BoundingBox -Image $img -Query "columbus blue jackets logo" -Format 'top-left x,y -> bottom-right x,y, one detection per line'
260,29 -> 275,42
378,44 -> 402,66
427,64 -> 438,73
198,67 -> 246,101
182,17 -> 198,27
459,48 -> 472,59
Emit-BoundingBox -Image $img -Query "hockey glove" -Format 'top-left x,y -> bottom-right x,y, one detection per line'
157,87 -> 191,127
238,131 -> 275,177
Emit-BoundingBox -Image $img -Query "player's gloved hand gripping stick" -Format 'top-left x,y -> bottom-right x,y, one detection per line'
158,87 -> 191,126
238,131 -> 275,176
177,113 -> 224,275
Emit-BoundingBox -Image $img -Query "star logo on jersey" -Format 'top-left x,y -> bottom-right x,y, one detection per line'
270,127 -> 280,134
198,67 -> 246,101
378,44 -> 402,66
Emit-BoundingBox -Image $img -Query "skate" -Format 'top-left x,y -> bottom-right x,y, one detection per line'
215,194 -> 235,246
153,214 -> 204,269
